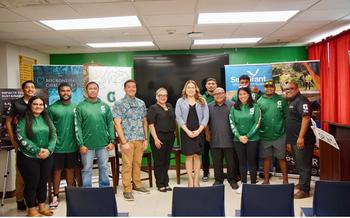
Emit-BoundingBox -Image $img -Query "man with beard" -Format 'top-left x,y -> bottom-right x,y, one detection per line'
6,80 -> 36,211
201,78 -> 217,182
285,80 -> 315,199
48,82 -> 78,208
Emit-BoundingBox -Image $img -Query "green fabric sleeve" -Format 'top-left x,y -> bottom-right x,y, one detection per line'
16,118 -> 41,155
247,104 -> 262,139
229,107 -> 241,138
74,106 -> 84,147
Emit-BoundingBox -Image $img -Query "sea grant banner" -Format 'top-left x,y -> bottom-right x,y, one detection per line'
34,65 -> 84,105
88,66 -> 132,110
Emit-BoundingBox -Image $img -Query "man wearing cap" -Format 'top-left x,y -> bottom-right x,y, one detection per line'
206,87 -> 239,189
285,80 -> 315,199
257,80 -> 289,184
232,75 -> 262,102
201,78 -> 217,182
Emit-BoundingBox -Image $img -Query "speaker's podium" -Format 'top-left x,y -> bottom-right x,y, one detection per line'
319,122 -> 350,181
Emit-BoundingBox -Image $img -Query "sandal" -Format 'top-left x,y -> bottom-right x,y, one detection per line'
38,208 -> 53,216
158,187 -> 167,192
27,209 -> 42,217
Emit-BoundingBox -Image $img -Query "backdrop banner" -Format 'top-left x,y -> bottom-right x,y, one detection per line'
34,65 -> 84,105
0,88 -> 48,149
88,66 -> 132,110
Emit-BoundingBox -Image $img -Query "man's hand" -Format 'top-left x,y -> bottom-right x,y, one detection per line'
154,138 -> 163,149
79,146 -> 88,154
296,137 -> 305,149
286,144 -> 292,153
121,142 -> 131,155
142,140 -> 148,151
106,143 -> 114,151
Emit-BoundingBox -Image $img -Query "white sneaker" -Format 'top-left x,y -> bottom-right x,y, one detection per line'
236,184 -> 243,194
49,196 -> 59,209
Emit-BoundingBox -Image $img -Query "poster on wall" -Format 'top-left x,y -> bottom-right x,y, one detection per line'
88,66 -> 132,110
225,64 -> 272,100
0,88 -> 48,149
33,65 -> 84,105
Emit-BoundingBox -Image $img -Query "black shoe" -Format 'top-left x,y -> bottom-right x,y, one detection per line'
229,181 -> 239,190
165,186 -> 172,191
17,200 -> 27,211
213,181 -> 223,186
158,187 -> 167,192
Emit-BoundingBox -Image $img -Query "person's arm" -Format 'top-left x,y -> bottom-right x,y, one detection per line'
47,119 -> 57,155
5,116 -> 19,149
105,105 -> 115,151
175,99 -> 193,137
296,100 -> 313,149
204,126 -> 211,142
74,106 -> 88,154
246,104 -> 262,139
142,117 -> 148,150
229,107 -> 241,137
194,103 -> 209,136
16,118 -> 41,156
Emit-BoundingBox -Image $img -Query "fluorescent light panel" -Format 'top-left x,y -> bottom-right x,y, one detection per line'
194,38 -> 262,45
87,41 -> 154,48
198,10 -> 299,24
39,16 -> 141,30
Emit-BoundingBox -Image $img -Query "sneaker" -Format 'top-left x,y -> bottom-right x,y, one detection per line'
49,196 -> 59,209
202,174 -> 209,182
229,181 -> 239,190
123,192 -> 134,201
212,181 -> 223,186
17,200 -> 27,211
236,184 -> 243,194
133,186 -> 150,194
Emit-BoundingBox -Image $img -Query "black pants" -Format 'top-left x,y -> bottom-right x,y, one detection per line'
202,139 -> 210,176
17,151 -> 53,208
150,132 -> 175,188
291,143 -> 315,193
234,141 -> 258,184
211,148 -> 239,183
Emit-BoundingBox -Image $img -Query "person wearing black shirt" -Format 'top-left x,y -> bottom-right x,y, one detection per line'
5,80 -> 36,211
147,88 -> 176,192
285,81 -> 316,199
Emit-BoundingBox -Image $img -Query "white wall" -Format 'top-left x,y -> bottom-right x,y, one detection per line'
0,43 -> 49,193
0,42 -> 49,88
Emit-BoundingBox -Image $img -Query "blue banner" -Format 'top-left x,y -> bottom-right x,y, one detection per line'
34,65 -> 84,105
225,64 -> 272,92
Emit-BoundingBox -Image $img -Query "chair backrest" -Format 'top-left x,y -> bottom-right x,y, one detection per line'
240,183 -> 294,216
171,185 -> 225,216
313,180 -> 350,216
65,187 -> 118,217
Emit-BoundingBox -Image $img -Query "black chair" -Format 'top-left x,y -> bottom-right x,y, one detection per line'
171,184 -> 225,217
301,180 -> 350,216
237,183 -> 294,216
65,187 -> 128,217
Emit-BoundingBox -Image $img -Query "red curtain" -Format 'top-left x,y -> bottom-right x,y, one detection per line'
308,30 -> 350,129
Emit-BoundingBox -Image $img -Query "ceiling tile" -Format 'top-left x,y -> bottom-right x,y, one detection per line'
0,8 -> 28,22
134,0 -> 196,15
0,21 -> 51,32
70,2 -> 137,17
142,14 -> 195,27
11,5 -> 81,20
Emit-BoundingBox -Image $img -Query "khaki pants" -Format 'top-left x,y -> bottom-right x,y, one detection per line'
121,140 -> 144,193
15,151 -> 25,202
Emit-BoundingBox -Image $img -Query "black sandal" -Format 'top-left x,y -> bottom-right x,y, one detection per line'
158,187 -> 167,192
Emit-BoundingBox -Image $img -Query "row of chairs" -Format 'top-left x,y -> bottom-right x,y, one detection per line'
65,180 -> 350,217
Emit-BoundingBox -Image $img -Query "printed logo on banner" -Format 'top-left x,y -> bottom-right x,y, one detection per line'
225,64 -> 272,92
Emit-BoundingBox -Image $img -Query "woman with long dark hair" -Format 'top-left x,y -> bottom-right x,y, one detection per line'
16,96 -> 56,216
229,87 -> 261,194
175,80 -> 209,187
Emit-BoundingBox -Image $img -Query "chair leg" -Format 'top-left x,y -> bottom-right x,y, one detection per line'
110,157 -> 117,193
175,150 -> 180,184
147,154 -> 153,187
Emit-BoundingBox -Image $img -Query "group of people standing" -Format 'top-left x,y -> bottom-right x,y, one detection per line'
5,74 -> 315,216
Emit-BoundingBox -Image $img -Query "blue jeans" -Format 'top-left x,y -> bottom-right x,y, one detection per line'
81,148 -> 110,187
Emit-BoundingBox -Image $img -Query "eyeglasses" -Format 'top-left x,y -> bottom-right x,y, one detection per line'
157,94 -> 168,97
213,92 -> 225,96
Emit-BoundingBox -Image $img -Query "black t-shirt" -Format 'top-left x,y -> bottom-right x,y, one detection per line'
6,97 -> 28,126
147,103 -> 176,133
286,92 -> 316,145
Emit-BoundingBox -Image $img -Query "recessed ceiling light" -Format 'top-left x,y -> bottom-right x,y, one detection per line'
87,41 -> 154,48
39,16 -> 141,30
194,38 -> 262,45
198,11 -> 299,24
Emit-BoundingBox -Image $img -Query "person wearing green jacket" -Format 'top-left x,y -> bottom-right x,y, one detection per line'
229,87 -> 261,194
257,80 -> 289,185
75,82 -> 115,188
16,96 -> 56,217
48,82 -> 78,208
